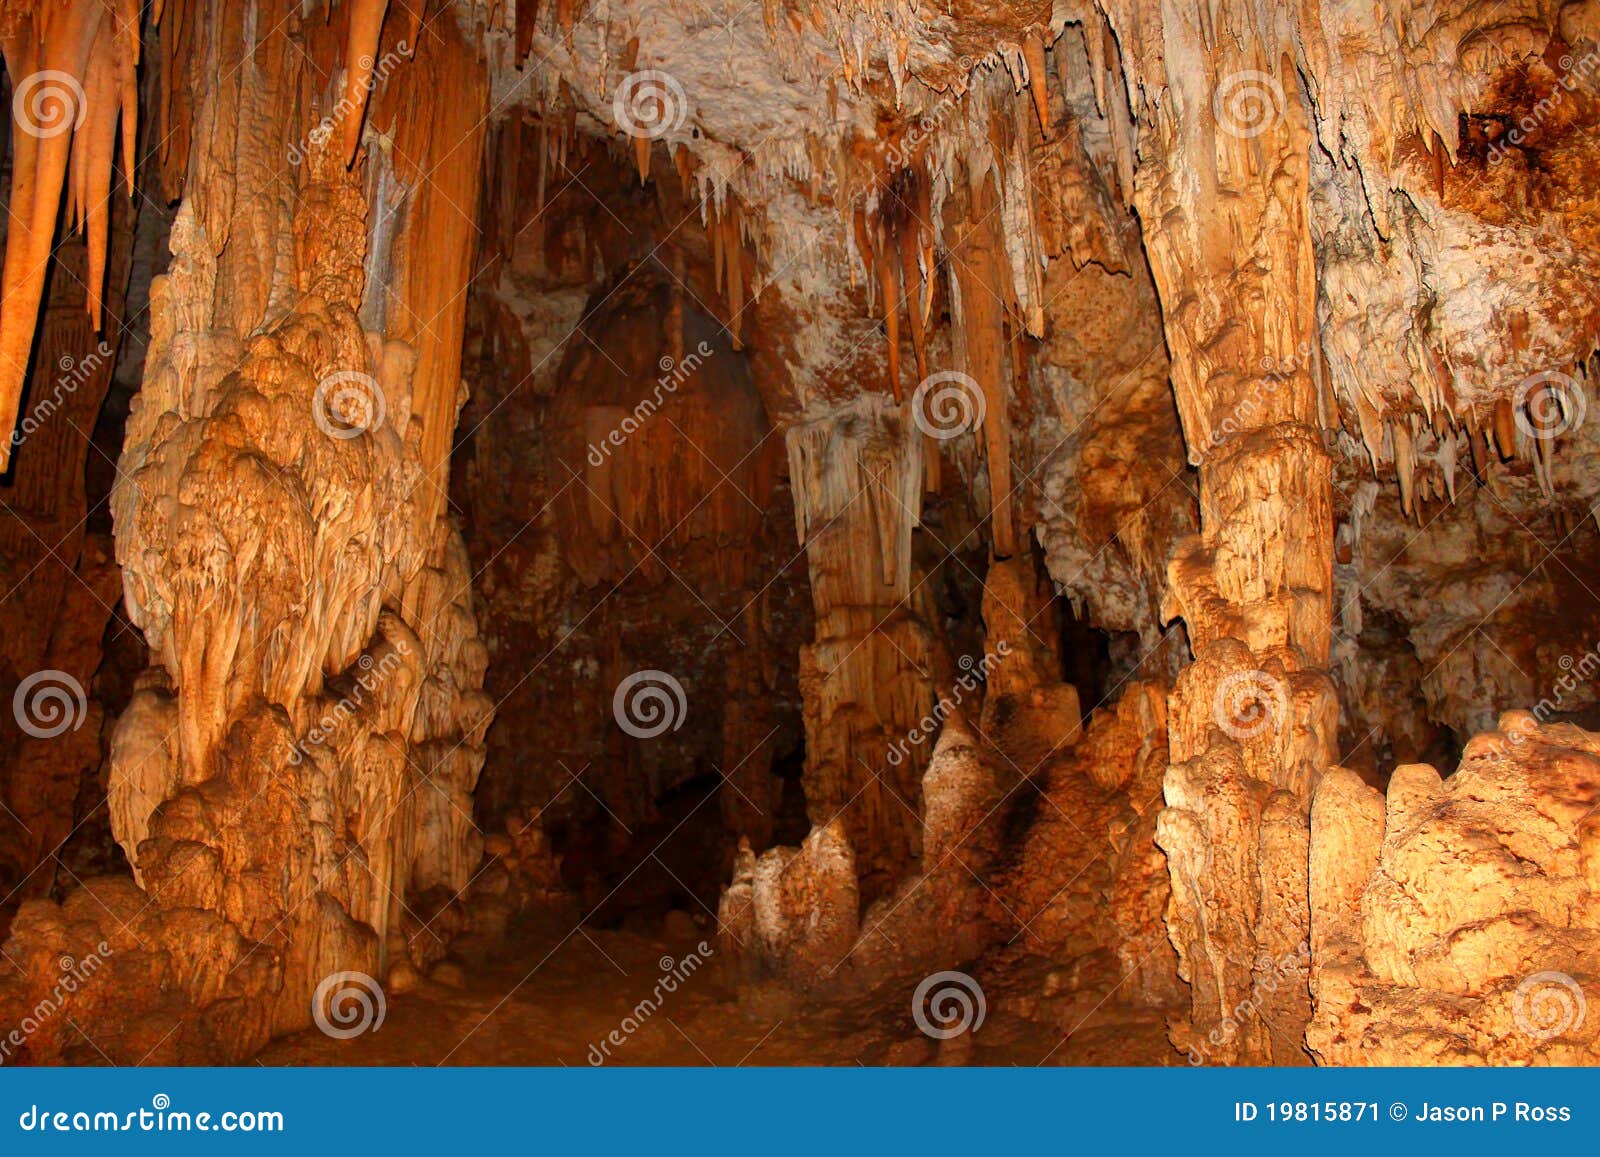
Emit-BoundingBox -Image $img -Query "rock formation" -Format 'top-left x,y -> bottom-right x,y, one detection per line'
1,0 -> 504,1063
1309,715 -> 1600,1064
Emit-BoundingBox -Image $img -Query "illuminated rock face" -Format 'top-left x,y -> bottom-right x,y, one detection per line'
1310,717 -> 1600,1066
1,0 -> 1600,1066
0,2 -> 499,1063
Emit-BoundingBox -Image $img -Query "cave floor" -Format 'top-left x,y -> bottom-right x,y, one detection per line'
252,918 -> 1181,1067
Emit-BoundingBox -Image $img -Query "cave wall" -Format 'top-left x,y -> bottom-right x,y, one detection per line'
0,204 -> 134,900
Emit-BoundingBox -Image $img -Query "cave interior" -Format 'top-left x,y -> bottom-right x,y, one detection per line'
1,0 -> 1599,1067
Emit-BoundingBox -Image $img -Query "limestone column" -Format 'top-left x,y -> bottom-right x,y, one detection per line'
0,1 -> 492,1063
1107,4 -> 1341,1063
786,396 -> 940,903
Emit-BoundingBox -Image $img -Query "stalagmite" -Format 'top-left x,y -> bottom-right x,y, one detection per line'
1309,717 -> 1600,1064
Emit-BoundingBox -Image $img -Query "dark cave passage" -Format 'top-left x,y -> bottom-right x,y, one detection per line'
456,235 -> 815,936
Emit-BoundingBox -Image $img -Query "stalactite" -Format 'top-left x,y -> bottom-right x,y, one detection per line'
369,12 -> 491,518
1393,419 -> 1416,517
156,0 -> 195,199
947,176 -> 1016,558
901,231 -> 929,383
724,203 -> 745,349
340,0 -> 391,164
1023,34 -> 1050,135
876,218 -> 903,396
0,0 -> 144,470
